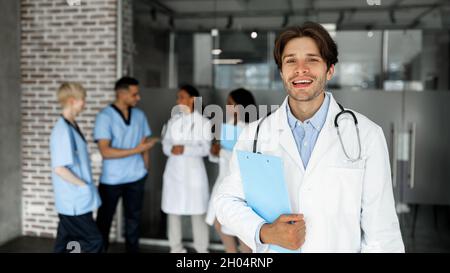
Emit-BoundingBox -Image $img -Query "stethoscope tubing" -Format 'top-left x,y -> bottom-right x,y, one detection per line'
253,102 -> 362,162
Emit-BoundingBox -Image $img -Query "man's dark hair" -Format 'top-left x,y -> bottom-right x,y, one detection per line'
179,84 -> 200,97
273,22 -> 338,71
115,76 -> 139,92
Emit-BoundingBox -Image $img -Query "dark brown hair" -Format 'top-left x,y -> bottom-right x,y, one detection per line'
179,84 -> 200,97
273,22 -> 338,71
115,76 -> 139,92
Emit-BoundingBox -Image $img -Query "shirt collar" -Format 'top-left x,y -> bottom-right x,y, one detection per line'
110,104 -> 133,125
61,115 -> 86,143
286,92 -> 330,131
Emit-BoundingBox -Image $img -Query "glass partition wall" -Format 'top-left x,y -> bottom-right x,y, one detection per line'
137,29 -> 449,92
133,24 -> 450,251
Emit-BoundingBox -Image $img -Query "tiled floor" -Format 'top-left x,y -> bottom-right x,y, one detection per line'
0,236 -> 224,253
2,231 -> 450,253
399,205 -> 450,253
2,205 -> 450,253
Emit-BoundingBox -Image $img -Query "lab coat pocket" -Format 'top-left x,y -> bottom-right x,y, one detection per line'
324,167 -> 364,216
333,157 -> 366,169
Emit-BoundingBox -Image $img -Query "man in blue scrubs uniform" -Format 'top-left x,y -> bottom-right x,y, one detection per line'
50,82 -> 103,253
94,77 -> 157,252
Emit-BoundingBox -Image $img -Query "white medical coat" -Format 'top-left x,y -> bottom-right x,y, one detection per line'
214,93 -> 405,253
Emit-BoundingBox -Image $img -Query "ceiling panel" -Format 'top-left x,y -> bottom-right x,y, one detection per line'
314,0 -> 373,9
137,0 -> 450,30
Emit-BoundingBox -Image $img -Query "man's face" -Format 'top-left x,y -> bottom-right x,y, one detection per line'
280,37 -> 334,102
121,85 -> 141,107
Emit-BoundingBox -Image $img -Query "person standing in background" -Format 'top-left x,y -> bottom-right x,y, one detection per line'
207,88 -> 256,253
161,84 -> 212,253
94,77 -> 157,253
50,82 -> 103,253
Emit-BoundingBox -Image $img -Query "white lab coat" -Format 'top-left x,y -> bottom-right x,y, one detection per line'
206,120 -> 246,233
214,93 -> 405,253
161,111 -> 212,215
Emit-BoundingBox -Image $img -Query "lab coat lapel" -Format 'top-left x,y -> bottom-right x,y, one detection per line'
304,94 -> 341,176
280,127 -> 305,172
276,98 -> 305,172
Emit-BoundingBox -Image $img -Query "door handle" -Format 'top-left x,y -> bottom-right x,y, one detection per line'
391,123 -> 398,187
409,123 -> 416,189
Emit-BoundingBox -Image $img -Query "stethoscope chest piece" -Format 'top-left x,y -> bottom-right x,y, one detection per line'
334,103 -> 362,162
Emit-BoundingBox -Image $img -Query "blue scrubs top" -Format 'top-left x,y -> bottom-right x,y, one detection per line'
94,105 -> 152,185
50,117 -> 101,216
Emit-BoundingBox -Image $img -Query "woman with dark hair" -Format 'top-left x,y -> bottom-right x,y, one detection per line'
228,88 -> 257,123
161,84 -> 212,253
207,88 -> 256,253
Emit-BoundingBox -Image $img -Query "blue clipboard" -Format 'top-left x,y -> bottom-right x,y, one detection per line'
220,123 -> 242,151
237,150 -> 300,253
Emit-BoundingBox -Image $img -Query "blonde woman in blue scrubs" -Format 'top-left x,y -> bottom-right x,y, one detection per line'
50,82 -> 102,253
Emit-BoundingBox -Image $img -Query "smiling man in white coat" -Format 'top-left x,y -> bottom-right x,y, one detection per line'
214,22 -> 405,253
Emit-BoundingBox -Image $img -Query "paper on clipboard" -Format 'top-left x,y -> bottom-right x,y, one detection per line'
237,150 -> 300,253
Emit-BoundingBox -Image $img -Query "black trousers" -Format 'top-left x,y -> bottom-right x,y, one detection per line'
96,175 -> 146,253
54,212 -> 103,253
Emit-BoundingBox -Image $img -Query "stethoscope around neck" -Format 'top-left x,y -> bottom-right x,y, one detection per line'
252,101 -> 362,162
334,103 -> 362,162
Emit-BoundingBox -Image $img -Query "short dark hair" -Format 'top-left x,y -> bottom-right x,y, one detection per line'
178,84 -> 200,97
115,76 -> 139,92
229,88 -> 256,108
273,22 -> 338,71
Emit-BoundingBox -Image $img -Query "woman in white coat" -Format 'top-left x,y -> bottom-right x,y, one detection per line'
207,88 -> 255,253
161,85 -> 212,253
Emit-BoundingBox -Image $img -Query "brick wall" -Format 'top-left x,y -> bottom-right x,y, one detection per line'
20,0 -> 123,239
122,0 -> 134,76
